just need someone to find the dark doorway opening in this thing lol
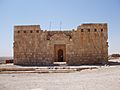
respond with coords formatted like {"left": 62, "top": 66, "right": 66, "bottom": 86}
{"left": 58, "top": 49, "right": 63, "bottom": 62}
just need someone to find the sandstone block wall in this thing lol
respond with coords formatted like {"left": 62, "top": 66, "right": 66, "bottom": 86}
{"left": 14, "top": 23, "right": 108, "bottom": 66}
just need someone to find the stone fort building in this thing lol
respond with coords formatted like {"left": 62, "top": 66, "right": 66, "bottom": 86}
{"left": 14, "top": 23, "right": 108, "bottom": 66}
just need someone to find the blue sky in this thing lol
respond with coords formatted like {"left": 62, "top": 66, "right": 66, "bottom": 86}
{"left": 0, "top": 0, "right": 120, "bottom": 56}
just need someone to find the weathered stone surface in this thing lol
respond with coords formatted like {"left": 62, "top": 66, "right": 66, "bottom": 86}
{"left": 13, "top": 23, "right": 108, "bottom": 66}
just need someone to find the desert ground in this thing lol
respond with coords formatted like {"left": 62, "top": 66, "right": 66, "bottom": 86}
{"left": 0, "top": 59, "right": 120, "bottom": 90}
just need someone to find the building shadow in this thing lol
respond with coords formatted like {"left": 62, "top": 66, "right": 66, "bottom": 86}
{"left": 108, "top": 60, "right": 120, "bottom": 66}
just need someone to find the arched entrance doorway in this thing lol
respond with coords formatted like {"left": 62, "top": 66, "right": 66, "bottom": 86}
{"left": 58, "top": 49, "right": 63, "bottom": 62}
{"left": 54, "top": 44, "right": 66, "bottom": 62}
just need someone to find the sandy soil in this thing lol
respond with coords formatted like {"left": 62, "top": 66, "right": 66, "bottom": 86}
{"left": 0, "top": 60, "right": 120, "bottom": 90}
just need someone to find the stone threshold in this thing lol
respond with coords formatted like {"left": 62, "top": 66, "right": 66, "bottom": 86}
{"left": 53, "top": 62, "right": 67, "bottom": 66}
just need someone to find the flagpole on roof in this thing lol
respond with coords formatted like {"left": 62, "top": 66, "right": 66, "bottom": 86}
{"left": 49, "top": 21, "right": 51, "bottom": 31}
{"left": 60, "top": 21, "right": 62, "bottom": 31}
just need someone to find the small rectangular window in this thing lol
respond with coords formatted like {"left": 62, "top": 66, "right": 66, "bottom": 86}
{"left": 81, "top": 29, "right": 83, "bottom": 32}
{"left": 36, "top": 30, "right": 39, "bottom": 33}
{"left": 88, "top": 29, "right": 90, "bottom": 32}
{"left": 24, "top": 31, "right": 26, "bottom": 33}
{"left": 94, "top": 29, "right": 97, "bottom": 32}
{"left": 101, "top": 29, "right": 103, "bottom": 32}
{"left": 17, "top": 31, "right": 20, "bottom": 33}
{"left": 30, "top": 30, "right": 33, "bottom": 33}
